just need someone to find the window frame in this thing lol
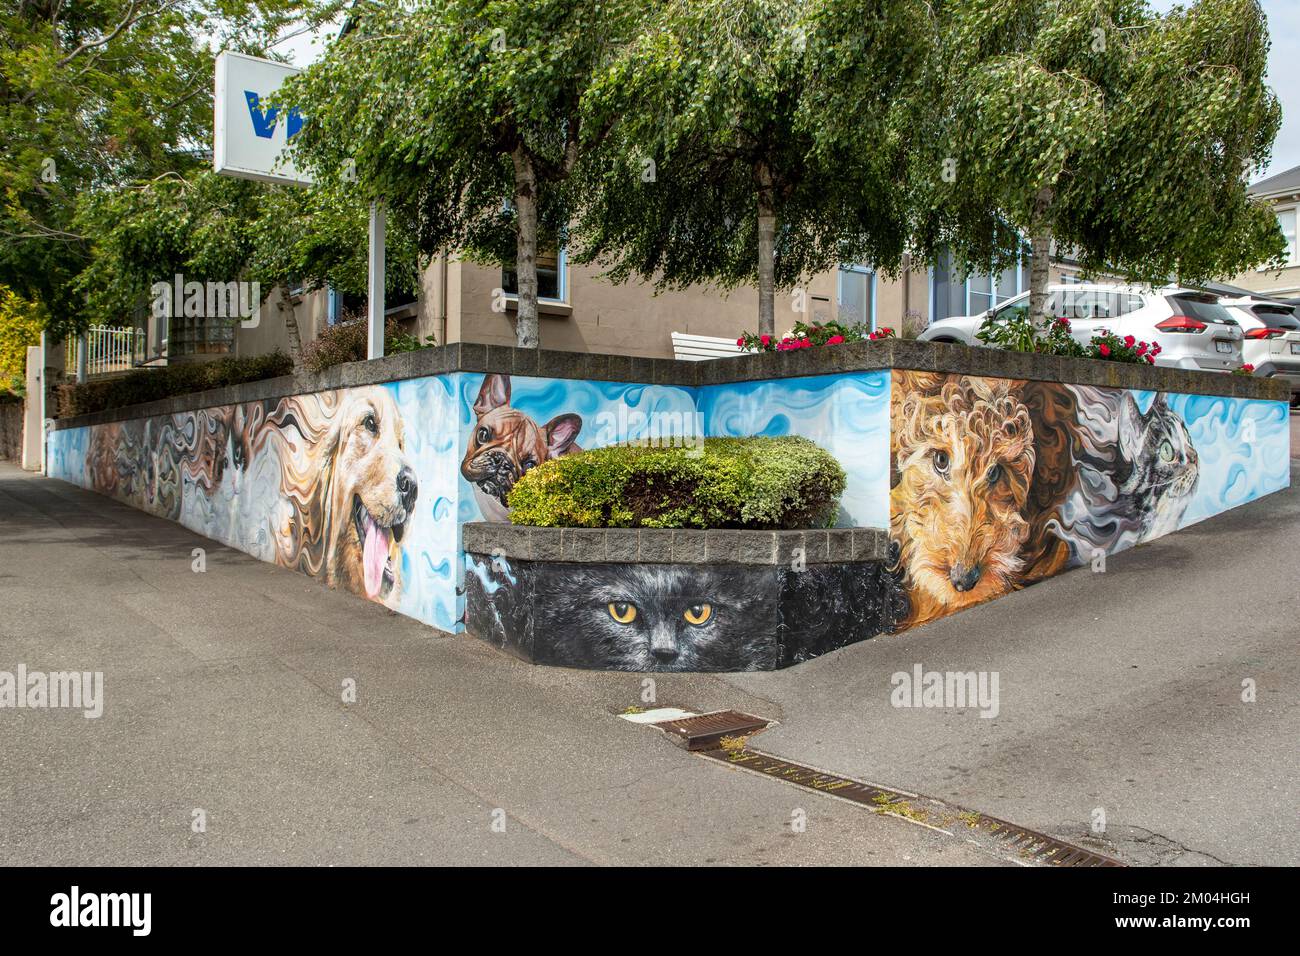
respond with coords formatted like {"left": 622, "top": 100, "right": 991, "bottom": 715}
{"left": 837, "top": 263, "right": 877, "bottom": 330}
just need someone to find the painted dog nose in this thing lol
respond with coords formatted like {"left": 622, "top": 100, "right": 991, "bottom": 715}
{"left": 949, "top": 563, "right": 982, "bottom": 592}
{"left": 396, "top": 467, "right": 418, "bottom": 512}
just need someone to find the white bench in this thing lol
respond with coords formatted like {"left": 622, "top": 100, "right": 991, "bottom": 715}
{"left": 670, "top": 331, "right": 745, "bottom": 361}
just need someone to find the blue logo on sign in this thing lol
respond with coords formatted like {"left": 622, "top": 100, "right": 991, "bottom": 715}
{"left": 244, "top": 91, "right": 303, "bottom": 140}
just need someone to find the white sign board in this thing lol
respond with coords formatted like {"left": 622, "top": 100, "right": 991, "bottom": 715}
{"left": 214, "top": 51, "right": 312, "bottom": 186}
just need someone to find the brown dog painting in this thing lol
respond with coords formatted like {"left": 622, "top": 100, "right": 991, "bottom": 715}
{"left": 891, "top": 371, "right": 1037, "bottom": 627}
{"left": 274, "top": 386, "right": 418, "bottom": 603}
{"left": 461, "top": 374, "right": 582, "bottom": 522}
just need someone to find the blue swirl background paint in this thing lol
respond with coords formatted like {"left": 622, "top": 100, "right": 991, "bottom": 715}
{"left": 699, "top": 371, "right": 891, "bottom": 528}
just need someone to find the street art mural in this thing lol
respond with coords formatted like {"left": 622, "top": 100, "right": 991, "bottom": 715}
{"left": 888, "top": 371, "right": 1289, "bottom": 627}
{"left": 463, "top": 553, "right": 906, "bottom": 671}
{"left": 47, "top": 362, "right": 1289, "bottom": 669}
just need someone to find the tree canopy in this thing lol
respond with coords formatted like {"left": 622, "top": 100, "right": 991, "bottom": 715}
{"left": 573, "top": 0, "right": 934, "bottom": 335}
{"left": 287, "top": 0, "right": 650, "bottom": 347}
{"left": 925, "top": 0, "right": 1284, "bottom": 323}
{"left": 0, "top": 0, "right": 342, "bottom": 338}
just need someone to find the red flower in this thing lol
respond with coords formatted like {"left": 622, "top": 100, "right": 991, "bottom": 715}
{"left": 1124, "top": 335, "right": 1136, "bottom": 347}
{"left": 868, "top": 332, "right": 877, "bottom": 340}
{"left": 1098, "top": 343, "right": 1111, "bottom": 357}
{"left": 826, "top": 335, "right": 845, "bottom": 345}
{"left": 760, "top": 334, "right": 771, "bottom": 347}
{"left": 1242, "top": 364, "right": 1255, "bottom": 373}
{"left": 736, "top": 337, "right": 745, "bottom": 347}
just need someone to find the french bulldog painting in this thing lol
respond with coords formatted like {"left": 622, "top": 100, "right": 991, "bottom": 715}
{"left": 461, "top": 374, "right": 582, "bottom": 521}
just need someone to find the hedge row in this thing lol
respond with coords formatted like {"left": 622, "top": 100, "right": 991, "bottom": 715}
{"left": 506, "top": 436, "right": 847, "bottom": 530}
{"left": 57, "top": 351, "right": 293, "bottom": 417}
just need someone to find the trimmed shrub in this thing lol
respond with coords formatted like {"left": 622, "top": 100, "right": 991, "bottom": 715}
{"left": 506, "top": 436, "right": 847, "bottom": 530}
{"left": 302, "top": 316, "right": 435, "bottom": 373}
{"left": 57, "top": 351, "right": 293, "bottom": 417}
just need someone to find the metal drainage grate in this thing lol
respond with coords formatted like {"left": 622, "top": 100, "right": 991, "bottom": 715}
{"left": 656, "top": 713, "right": 1122, "bottom": 868}
{"left": 653, "top": 710, "right": 771, "bottom": 751}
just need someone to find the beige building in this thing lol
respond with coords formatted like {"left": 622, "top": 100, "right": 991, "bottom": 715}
{"left": 1223, "top": 164, "right": 1300, "bottom": 300}
{"left": 216, "top": 248, "right": 1078, "bottom": 363}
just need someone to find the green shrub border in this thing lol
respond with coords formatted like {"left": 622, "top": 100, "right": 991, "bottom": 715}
{"left": 56, "top": 351, "right": 293, "bottom": 417}
{"left": 506, "top": 436, "right": 847, "bottom": 530}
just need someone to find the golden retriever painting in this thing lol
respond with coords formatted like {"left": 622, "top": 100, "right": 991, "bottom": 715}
{"left": 270, "top": 386, "right": 418, "bottom": 604}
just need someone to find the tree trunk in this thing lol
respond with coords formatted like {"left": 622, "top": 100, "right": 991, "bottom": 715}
{"left": 278, "top": 285, "right": 303, "bottom": 369}
{"left": 756, "top": 166, "right": 777, "bottom": 337}
{"left": 512, "top": 149, "right": 541, "bottom": 349}
{"left": 1029, "top": 187, "right": 1055, "bottom": 328}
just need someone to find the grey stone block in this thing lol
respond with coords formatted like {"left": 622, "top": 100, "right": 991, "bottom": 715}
{"left": 638, "top": 529, "right": 673, "bottom": 562}
{"left": 853, "top": 528, "right": 889, "bottom": 561}
{"left": 605, "top": 529, "right": 639, "bottom": 562}
{"left": 670, "top": 529, "right": 706, "bottom": 562}
{"left": 529, "top": 527, "right": 564, "bottom": 561}
{"left": 774, "top": 531, "right": 805, "bottom": 566}
{"left": 561, "top": 528, "right": 606, "bottom": 562}
{"left": 827, "top": 528, "right": 854, "bottom": 562}
{"left": 704, "top": 530, "right": 739, "bottom": 563}
{"left": 735, "top": 530, "right": 777, "bottom": 565}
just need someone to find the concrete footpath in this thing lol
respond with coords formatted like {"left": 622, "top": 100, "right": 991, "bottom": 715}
{"left": 1, "top": 422, "right": 1297, "bottom": 865}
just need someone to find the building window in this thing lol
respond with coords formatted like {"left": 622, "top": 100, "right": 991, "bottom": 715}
{"left": 838, "top": 264, "right": 875, "bottom": 329}
{"left": 502, "top": 246, "right": 566, "bottom": 301}
{"left": 966, "top": 263, "right": 1023, "bottom": 315}
{"left": 1277, "top": 208, "right": 1298, "bottom": 265}
{"left": 928, "top": 250, "right": 1027, "bottom": 323}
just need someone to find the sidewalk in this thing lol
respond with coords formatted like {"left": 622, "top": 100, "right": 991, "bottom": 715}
{"left": 0, "top": 461, "right": 990, "bottom": 866}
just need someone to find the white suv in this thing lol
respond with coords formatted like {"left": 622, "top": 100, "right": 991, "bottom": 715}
{"left": 1220, "top": 296, "right": 1300, "bottom": 405}
{"left": 918, "top": 282, "right": 1244, "bottom": 372}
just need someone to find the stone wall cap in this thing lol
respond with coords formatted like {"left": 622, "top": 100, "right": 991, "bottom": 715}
{"left": 462, "top": 522, "right": 891, "bottom": 565}
{"left": 50, "top": 337, "right": 1289, "bottom": 431}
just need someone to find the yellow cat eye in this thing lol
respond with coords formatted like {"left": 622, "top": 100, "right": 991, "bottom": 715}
{"left": 607, "top": 603, "right": 637, "bottom": 624}
{"left": 683, "top": 604, "right": 712, "bottom": 625}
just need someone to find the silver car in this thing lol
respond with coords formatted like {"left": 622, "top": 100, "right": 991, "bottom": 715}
{"left": 1221, "top": 296, "right": 1300, "bottom": 405}
{"left": 919, "top": 282, "right": 1244, "bottom": 372}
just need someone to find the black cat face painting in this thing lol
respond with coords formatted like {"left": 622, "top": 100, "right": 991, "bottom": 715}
{"left": 537, "top": 564, "right": 780, "bottom": 671}
{"left": 462, "top": 554, "right": 907, "bottom": 672}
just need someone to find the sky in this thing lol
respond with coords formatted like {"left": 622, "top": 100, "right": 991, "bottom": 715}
{"left": 270, "top": 1, "right": 1300, "bottom": 184}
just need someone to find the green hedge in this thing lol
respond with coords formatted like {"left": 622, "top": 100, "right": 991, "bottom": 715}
{"left": 506, "top": 436, "right": 847, "bottom": 530}
{"left": 56, "top": 351, "right": 293, "bottom": 417}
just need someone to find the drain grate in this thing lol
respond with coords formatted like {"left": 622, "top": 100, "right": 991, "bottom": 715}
{"left": 653, "top": 710, "right": 771, "bottom": 751}
{"left": 655, "top": 712, "right": 1123, "bottom": 868}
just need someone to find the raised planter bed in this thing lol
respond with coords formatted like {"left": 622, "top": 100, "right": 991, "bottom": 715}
{"left": 463, "top": 524, "right": 901, "bottom": 671}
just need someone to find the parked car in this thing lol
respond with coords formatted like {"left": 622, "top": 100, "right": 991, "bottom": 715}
{"left": 919, "top": 282, "right": 1244, "bottom": 372}
{"left": 1220, "top": 296, "right": 1300, "bottom": 406}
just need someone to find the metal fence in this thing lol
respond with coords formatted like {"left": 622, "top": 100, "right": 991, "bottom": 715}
{"left": 66, "top": 326, "right": 144, "bottom": 378}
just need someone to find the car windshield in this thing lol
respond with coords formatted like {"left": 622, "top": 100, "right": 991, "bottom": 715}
{"left": 1169, "top": 294, "right": 1237, "bottom": 325}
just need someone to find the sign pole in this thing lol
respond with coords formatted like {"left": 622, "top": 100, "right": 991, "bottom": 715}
{"left": 368, "top": 201, "right": 386, "bottom": 361}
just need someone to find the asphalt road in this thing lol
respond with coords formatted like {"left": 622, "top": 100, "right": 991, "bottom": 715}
{"left": 0, "top": 412, "right": 1295, "bottom": 866}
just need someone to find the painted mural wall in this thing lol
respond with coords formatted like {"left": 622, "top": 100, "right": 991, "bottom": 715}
{"left": 887, "top": 371, "right": 1291, "bottom": 627}
{"left": 46, "top": 364, "right": 1289, "bottom": 664}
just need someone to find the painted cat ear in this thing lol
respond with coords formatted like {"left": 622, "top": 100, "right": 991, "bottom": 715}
{"left": 473, "top": 374, "right": 511, "bottom": 417}
{"left": 1118, "top": 392, "right": 1142, "bottom": 461}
